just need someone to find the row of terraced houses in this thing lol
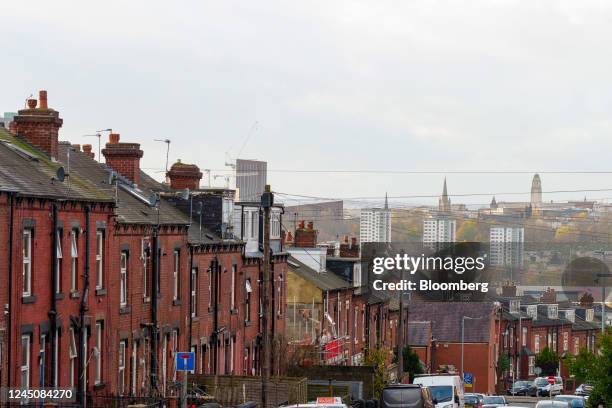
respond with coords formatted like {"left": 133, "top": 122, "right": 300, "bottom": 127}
{"left": 0, "top": 91, "right": 289, "bottom": 403}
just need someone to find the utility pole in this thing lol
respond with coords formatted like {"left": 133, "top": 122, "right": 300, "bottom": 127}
{"left": 261, "top": 185, "right": 273, "bottom": 408}
{"left": 397, "top": 261, "right": 404, "bottom": 381}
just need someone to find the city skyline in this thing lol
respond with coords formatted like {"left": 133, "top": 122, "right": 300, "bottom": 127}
{"left": 4, "top": 1, "right": 612, "bottom": 205}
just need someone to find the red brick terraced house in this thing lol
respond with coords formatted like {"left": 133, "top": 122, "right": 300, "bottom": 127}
{"left": 0, "top": 90, "right": 288, "bottom": 404}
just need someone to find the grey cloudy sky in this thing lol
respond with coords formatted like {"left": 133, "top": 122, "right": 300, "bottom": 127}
{"left": 2, "top": 0, "right": 612, "bottom": 207}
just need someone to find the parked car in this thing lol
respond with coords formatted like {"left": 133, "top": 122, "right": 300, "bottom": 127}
{"left": 574, "top": 383, "right": 593, "bottom": 397}
{"left": 534, "top": 401, "right": 570, "bottom": 408}
{"left": 464, "top": 393, "right": 484, "bottom": 408}
{"left": 534, "top": 377, "right": 563, "bottom": 397}
{"left": 481, "top": 396, "right": 507, "bottom": 408}
{"left": 553, "top": 396, "right": 586, "bottom": 408}
{"left": 413, "top": 375, "right": 464, "bottom": 408}
{"left": 381, "top": 384, "right": 436, "bottom": 408}
{"left": 507, "top": 380, "right": 537, "bottom": 396}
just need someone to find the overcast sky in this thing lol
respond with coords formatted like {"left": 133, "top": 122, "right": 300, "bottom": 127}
{"left": 3, "top": 0, "right": 612, "bottom": 207}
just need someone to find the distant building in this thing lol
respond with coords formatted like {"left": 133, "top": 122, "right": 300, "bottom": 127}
{"left": 423, "top": 179, "right": 456, "bottom": 247}
{"left": 235, "top": 159, "right": 267, "bottom": 202}
{"left": 439, "top": 177, "right": 451, "bottom": 212}
{"left": 284, "top": 201, "right": 349, "bottom": 242}
{"left": 531, "top": 174, "right": 542, "bottom": 209}
{"left": 489, "top": 226, "right": 524, "bottom": 268}
{"left": 423, "top": 217, "right": 456, "bottom": 245}
{"left": 359, "top": 194, "right": 391, "bottom": 243}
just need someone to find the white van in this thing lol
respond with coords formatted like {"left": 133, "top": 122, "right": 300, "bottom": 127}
{"left": 412, "top": 375, "right": 464, "bottom": 408}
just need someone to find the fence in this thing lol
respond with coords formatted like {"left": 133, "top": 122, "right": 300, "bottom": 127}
{"left": 190, "top": 374, "right": 308, "bottom": 408}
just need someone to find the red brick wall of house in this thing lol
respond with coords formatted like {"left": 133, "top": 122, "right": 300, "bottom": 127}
{"left": 434, "top": 342, "right": 495, "bottom": 394}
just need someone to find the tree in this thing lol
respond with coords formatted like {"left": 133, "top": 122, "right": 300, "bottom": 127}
{"left": 566, "top": 347, "right": 596, "bottom": 384}
{"left": 535, "top": 347, "right": 560, "bottom": 376}
{"left": 365, "top": 348, "right": 392, "bottom": 399}
{"left": 568, "top": 331, "right": 612, "bottom": 408}
{"left": 394, "top": 345, "right": 424, "bottom": 382}
{"left": 456, "top": 220, "right": 482, "bottom": 242}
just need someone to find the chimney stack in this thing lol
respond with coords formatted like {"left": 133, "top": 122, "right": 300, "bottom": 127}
{"left": 501, "top": 281, "right": 517, "bottom": 297}
{"left": 294, "top": 221, "right": 318, "bottom": 248}
{"left": 101, "top": 133, "right": 144, "bottom": 185}
{"left": 13, "top": 90, "right": 63, "bottom": 158}
{"left": 82, "top": 144, "right": 95, "bottom": 159}
{"left": 167, "top": 159, "right": 203, "bottom": 190}
{"left": 39, "top": 90, "right": 48, "bottom": 109}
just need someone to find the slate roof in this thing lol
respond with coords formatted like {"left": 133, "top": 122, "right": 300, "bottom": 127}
{"left": 56, "top": 142, "right": 189, "bottom": 226}
{"left": 0, "top": 129, "right": 114, "bottom": 202}
{"left": 287, "top": 256, "right": 350, "bottom": 291}
{"left": 408, "top": 302, "right": 497, "bottom": 343}
{"left": 408, "top": 321, "right": 432, "bottom": 346}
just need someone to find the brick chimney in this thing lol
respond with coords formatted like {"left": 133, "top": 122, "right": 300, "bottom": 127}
{"left": 102, "top": 133, "right": 144, "bottom": 185}
{"left": 167, "top": 159, "right": 203, "bottom": 190}
{"left": 339, "top": 236, "right": 359, "bottom": 258}
{"left": 82, "top": 144, "right": 95, "bottom": 160}
{"left": 501, "top": 281, "right": 517, "bottom": 297}
{"left": 540, "top": 287, "right": 556, "bottom": 303}
{"left": 294, "top": 220, "right": 318, "bottom": 248}
{"left": 13, "top": 90, "right": 63, "bottom": 158}
{"left": 579, "top": 292, "right": 594, "bottom": 308}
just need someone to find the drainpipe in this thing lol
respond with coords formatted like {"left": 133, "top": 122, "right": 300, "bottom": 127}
{"left": 77, "top": 205, "right": 90, "bottom": 406}
{"left": 6, "top": 192, "right": 15, "bottom": 391}
{"left": 188, "top": 246, "right": 194, "bottom": 355}
{"left": 212, "top": 257, "right": 219, "bottom": 374}
{"left": 151, "top": 225, "right": 159, "bottom": 391}
{"left": 50, "top": 203, "right": 58, "bottom": 389}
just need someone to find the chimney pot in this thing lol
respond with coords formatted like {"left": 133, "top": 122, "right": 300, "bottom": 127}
{"left": 109, "top": 133, "right": 120, "bottom": 144}
{"left": 72, "top": 144, "right": 81, "bottom": 151}
{"left": 39, "top": 90, "right": 48, "bottom": 109}
{"left": 298, "top": 220, "right": 305, "bottom": 229}
{"left": 27, "top": 99, "right": 37, "bottom": 109}
{"left": 307, "top": 221, "right": 314, "bottom": 230}
{"left": 82, "top": 144, "right": 92, "bottom": 153}
{"left": 351, "top": 237, "right": 357, "bottom": 246}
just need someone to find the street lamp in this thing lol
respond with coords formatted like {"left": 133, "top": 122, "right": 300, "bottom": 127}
{"left": 461, "top": 316, "right": 485, "bottom": 377}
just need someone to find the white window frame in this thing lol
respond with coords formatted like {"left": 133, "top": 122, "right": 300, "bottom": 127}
{"left": 191, "top": 267, "right": 197, "bottom": 317}
{"left": 574, "top": 337, "right": 580, "bottom": 355}
{"left": 69, "top": 328, "right": 77, "bottom": 388}
{"left": 142, "top": 238, "right": 149, "bottom": 298}
{"left": 120, "top": 252, "right": 128, "bottom": 307}
{"left": 131, "top": 340, "right": 137, "bottom": 395}
{"left": 95, "top": 322, "right": 102, "bottom": 385}
{"left": 96, "top": 231, "right": 104, "bottom": 289}
{"left": 118, "top": 340, "right": 126, "bottom": 395}
{"left": 71, "top": 229, "right": 78, "bottom": 291}
{"left": 563, "top": 331, "right": 569, "bottom": 352}
{"left": 245, "top": 278, "right": 252, "bottom": 322}
{"left": 22, "top": 229, "right": 32, "bottom": 297}
{"left": 534, "top": 334, "right": 540, "bottom": 353}
{"left": 55, "top": 229, "right": 62, "bottom": 293}
{"left": 528, "top": 356, "right": 535, "bottom": 375}
{"left": 522, "top": 326, "right": 527, "bottom": 347}
{"left": 21, "top": 335, "right": 30, "bottom": 389}
{"left": 277, "top": 273, "right": 283, "bottom": 317}
{"left": 230, "top": 265, "right": 236, "bottom": 310}
{"left": 173, "top": 250, "right": 180, "bottom": 301}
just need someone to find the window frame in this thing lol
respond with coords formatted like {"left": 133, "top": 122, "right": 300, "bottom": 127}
{"left": 22, "top": 229, "right": 33, "bottom": 297}
{"left": 96, "top": 230, "right": 104, "bottom": 289}
{"left": 70, "top": 229, "right": 78, "bottom": 292}
{"left": 95, "top": 322, "right": 102, "bottom": 385}
{"left": 55, "top": 229, "right": 63, "bottom": 294}
{"left": 118, "top": 340, "right": 126, "bottom": 395}
{"left": 20, "top": 335, "right": 31, "bottom": 389}
{"left": 120, "top": 251, "right": 128, "bottom": 307}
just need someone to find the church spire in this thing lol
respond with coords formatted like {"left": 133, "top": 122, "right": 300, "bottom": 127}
{"left": 439, "top": 177, "right": 451, "bottom": 212}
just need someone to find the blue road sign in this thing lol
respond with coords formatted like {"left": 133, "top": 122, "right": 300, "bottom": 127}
{"left": 463, "top": 372, "right": 473, "bottom": 385}
{"left": 176, "top": 351, "right": 195, "bottom": 371}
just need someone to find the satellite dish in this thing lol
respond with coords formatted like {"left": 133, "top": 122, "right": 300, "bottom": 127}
{"left": 180, "top": 188, "right": 190, "bottom": 200}
{"left": 56, "top": 167, "right": 65, "bottom": 182}
{"left": 108, "top": 171, "right": 117, "bottom": 185}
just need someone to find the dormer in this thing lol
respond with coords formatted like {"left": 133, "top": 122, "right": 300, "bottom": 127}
{"left": 547, "top": 304, "right": 558, "bottom": 319}
{"left": 586, "top": 308, "right": 594, "bottom": 322}
{"left": 563, "top": 309, "right": 575, "bottom": 323}
{"left": 527, "top": 305, "right": 537, "bottom": 320}
{"left": 509, "top": 299, "right": 520, "bottom": 315}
